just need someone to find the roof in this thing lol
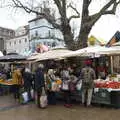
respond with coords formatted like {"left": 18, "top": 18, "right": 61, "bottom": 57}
{"left": 112, "top": 41, "right": 120, "bottom": 46}
{"left": 106, "top": 31, "right": 120, "bottom": 47}
{"left": 0, "top": 26, "right": 14, "bottom": 31}
{"left": 28, "top": 16, "right": 44, "bottom": 23}
{"left": 0, "top": 54, "right": 27, "bottom": 62}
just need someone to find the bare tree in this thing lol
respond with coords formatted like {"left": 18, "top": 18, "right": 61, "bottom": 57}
{"left": 2, "top": 0, "right": 120, "bottom": 50}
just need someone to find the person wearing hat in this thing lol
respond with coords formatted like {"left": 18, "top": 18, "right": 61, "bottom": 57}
{"left": 80, "top": 59, "right": 96, "bottom": 107}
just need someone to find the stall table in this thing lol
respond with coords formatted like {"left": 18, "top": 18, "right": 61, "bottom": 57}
{"left": 0, "top": 80, "right": 15, "bottom": 95}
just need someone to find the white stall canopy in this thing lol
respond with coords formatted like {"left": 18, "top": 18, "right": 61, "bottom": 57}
{"left": 28, "top": 49, "right": 72, "bottom": 61}
{"left": 61, "top": 46, "right": 120, "bottom": 58}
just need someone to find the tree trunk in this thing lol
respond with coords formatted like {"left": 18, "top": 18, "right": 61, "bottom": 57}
{"left": 77, "top": 27, "right": 90, "bottom": 48}
{"left": 62, "top": 23, "right": 76, "bottom": 50}
{"left": 77, "top": 0, "right": 91, "bottom": 49}
{"left": 77, "top": 17, "right": 92, "bottom": 49}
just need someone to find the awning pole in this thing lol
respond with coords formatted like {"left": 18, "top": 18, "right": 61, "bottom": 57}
{"left": 110, "top": 56, "right": 113, "bottom": 74}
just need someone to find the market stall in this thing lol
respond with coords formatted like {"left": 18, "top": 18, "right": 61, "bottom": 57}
{"left": 28, "top": 49, "right": 72, "bottom": 61}
{"left": 0, "top": 53, "right": 27, "bottom": 95}
{"left": 0, "top": 54, "right": 27, "bottom": 62}
{"left": 92, "top": 78, "right": 120, "bottom": 108}
{"left": 53, "top": 46, "right": 120, "bottom": 108}
{"left": 0, "top": 79, "right": 15, "bottom": 95}
{"left": 26, "top": 46, "right": 120, "bottom": 108}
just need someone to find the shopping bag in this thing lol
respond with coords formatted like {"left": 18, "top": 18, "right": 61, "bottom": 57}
{"left": 30, "top": 89, "right": 34, "bottom": 99}
{"left": 40, "top": 87, "right": 48, "bottom": 108}
{"left": 76, "top": 80, "right": 82, "bottom": 90}
{"left": 21, "top": 92, "right": 29, "bottom": 103}
{"left": 61, "top": 81, "right": 69, "bottom": 90}
{"left": 51, "top": 82, "right": 59, "bottom": 92}
{"left": 34, "top": 92, "right": 38, "bottom": 105}
{"left": 69, "top": 82, "right": 76, "bottom": 92}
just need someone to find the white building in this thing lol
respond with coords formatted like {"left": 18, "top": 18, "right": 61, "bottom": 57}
{"left": 6, "top": 16, "right": 65, "bottom": 55}
{"left": 0, "top": 27, "right": 15, "bottom": 52}
{"left": 6, "top": 25, "right": 29, "bottom": 54}
{"left": 29, "top": 16, "right": 64, "bottom": 52}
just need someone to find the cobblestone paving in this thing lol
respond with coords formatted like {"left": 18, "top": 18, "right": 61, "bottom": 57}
{"left": 0, "top": 95, "right": 120, "bottom": 120}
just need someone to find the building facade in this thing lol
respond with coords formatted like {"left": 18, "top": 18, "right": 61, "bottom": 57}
{"left": 6, "top": 25, "right": 29, "bottom": 54}
{"left": 29, "top": 16, "right": 64, "bottom": 52}
{"left": 0, "top": 27, "right": 15, "bottom": 52}
{"left": 6, "top": 16, "right": 65, "bottom": 55}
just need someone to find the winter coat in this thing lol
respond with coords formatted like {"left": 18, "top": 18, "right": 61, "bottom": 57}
{"left": 34, "top": 68, "right": 45, "bottom": 91}
{"left": 80, "top": 66, "right": 96, "bottom": 89}
{"left": 22, "top": 71, "right": 33, "bottom": 89}
{"left": 12, "top": 69, "right": 23, "bottom": 85}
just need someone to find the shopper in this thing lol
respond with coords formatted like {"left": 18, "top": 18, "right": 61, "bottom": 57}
{"left": 34, "top": 64, "right": 45, "bottom": 108}
{"left": 47, "top": 69, "right": 57, "bottom": 105}
{"left": 80, "top": 60, "right": 96, "bottom": 107}
{"left": 12, "top": 67, "right": 23, "bottom": 101}
{"left": 61, "top": 66, "right": 72, "bottom": 108}
{"left": 22, "top": 67, "right": 33, "bottom": 102}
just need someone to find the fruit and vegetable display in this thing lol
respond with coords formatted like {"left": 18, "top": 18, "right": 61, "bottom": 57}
{"left": 0, "top": 79, "right": 14, "bottom": 85}
{"left": 94, "top": 80, "right": 120, "bottom": 89}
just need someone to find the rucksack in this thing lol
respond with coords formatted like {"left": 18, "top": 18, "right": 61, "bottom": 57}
{"left": 84, "top": 68, "right": 91, "bottom": 83}
{"left": 82, "top": 68, "right": 93, "bottom": 88}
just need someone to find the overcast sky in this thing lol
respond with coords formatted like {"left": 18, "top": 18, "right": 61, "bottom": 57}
{"left": 0, "top": 0, "right": 120, "bottom": 42}
{"left": 0, "top": 7, "right": 35, "bottom": 29}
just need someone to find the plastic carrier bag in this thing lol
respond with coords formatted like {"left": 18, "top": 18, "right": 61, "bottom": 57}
{"left": 40, "top": 87, "right": 48, "bottom": 108}
{"left": 76, "top": 80, "right": 82, "bottom": 90}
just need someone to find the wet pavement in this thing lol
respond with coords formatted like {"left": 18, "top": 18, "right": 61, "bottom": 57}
{"left": 0, "top": 95, "right": 120, "bottom": 120}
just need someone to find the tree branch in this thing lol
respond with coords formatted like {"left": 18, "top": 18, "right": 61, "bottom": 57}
{"left": 89, "top": 0, "right": 120, "bottom": 26}
{"left": 88, "top": 0, "right": 92, "bottom": 5}
{"left": 68, "top": 3, "right": 80, "bottom": 16}
{"left": 53, "top": 0, "right": 63, "bottom": 16}
{"left": 100, "top": 0, "right": 119, "bottom": 15}
{"left": 11, "top": 0, "right": 61, "bottom": 30}
{"left": 103, "top": 0, "right": 120, "bottom": 15}
{"left": 68, "top": 3, "right": 80, "bottom": 22}
{"left": 68, "top": 15, "right": 80, "bottom": 22}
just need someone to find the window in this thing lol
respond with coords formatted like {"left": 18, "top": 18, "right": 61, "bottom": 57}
{"left": 47, "top": 42, "right": 51, "bottom": 46}
{"left": 14, "top": 41, "right": 16, "bottom": 45}
{"left": 19, "top": 40, "right": 21, "bottom": 44}
{"left": 25, "top": 38, "right": 27, "bottom": 42}
{"left": 10, "top": 42, "right": 11, "bottom": 46}
{"left": 44, "top": 42, "right": 46, "bottom": 45}
{"left": 48, "top": 30, "right": 51, "bottom": 37}
{"left": 35, "top": 20, "right": 39, "bottom": 26}
{"left": 10, "top": 31, "right": 14, "bottom": 36}
{"left": 31, "top": 35, "right": 34, "bottom": 39}
{"left": 35, "top": 31, "right": 38, "bottom": 37}
{"left": 52, "top": 42, "right": 56, "bottom": 47}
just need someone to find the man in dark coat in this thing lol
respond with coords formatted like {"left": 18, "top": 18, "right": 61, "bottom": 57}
{"left": 34, "top": 64, "right": 45, "bottom": 108}
{"left": 22, "top": 68, "right": 33, "bottom": 102}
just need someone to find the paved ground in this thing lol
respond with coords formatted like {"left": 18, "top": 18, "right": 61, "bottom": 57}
{"left": 0, "top": 95, "right": 120, "bottom": 120}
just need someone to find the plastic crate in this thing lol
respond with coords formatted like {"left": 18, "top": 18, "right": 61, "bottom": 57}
{"left": 111, "top": 91, "right": 120, "bottom": 108}
{"left": 92, "top": 89, "right": 111, "bottom": 105}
